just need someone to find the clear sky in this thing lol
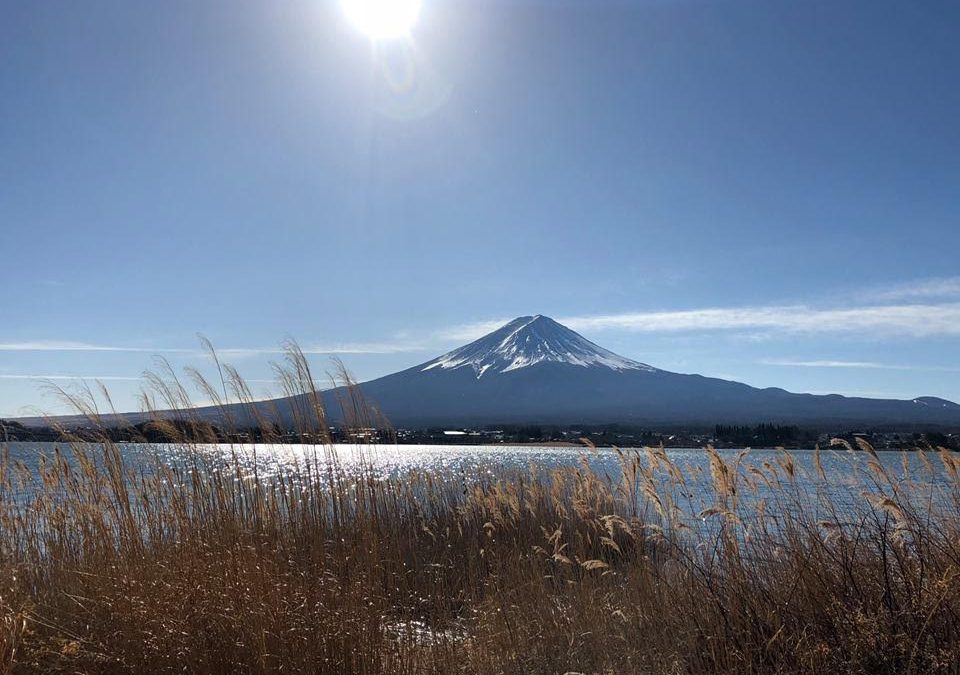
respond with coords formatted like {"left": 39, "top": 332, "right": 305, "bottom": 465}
{"left": 2, "top": 0, "right": 960, "bottom": 417}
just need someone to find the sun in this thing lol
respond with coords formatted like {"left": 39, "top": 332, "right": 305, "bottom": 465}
{"left": 341, "top": 0, "right": 421, "bottom": 39}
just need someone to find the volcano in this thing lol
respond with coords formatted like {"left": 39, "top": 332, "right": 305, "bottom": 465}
{"left": 15, "top": 315, "right": 960, "bottom": 430}
{"left": 309, "top": 315, "right": 960, "bottom": 428}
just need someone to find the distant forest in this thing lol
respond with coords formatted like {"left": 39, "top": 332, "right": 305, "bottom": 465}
{"left": 2, "top": 417, "right": 958, "bottom": 450}
{"left": 713, "top": 423, "right": 817, "bottom": 447}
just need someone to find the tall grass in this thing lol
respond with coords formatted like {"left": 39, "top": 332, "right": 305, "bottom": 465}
{"left": 1, "top": 345, "right": 959, "bottom": 673}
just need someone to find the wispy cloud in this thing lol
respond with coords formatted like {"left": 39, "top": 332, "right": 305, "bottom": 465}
{"left": 214, "top": 343, "right": 428, "bottom": 358}
{"left": 432, "top": 301, "right": 960, "bottom": 350}
{"left": 865, "top": 276, "right": 960, "bottom": 302}
{"left": 300, "top": 342, "right": 427, "bottom": 355}
{"left": 436, "top": 319, "right": 514, "bottom": 343}
{"left": 760, "top": 359, "right": 900, "bottom": 369}
{"left": 560, "top": 303, "right": 960, "bottom": 338}
{"left": 8, "top": 298, "right": 960, "bottom": 366}
{"left": 760, "top": 359, "right": 960, "bottom": 372}
{"left": 0, "top": 341, "right": 427, "bottom": 357}
{"left": 0, "top": 374, "right": 297, "bottom": 388}
{"left": 0, "top": 341, "right": 191, "bottom": 353}
{"left": 0, "top": 374, "right": 143, "bottom": 381}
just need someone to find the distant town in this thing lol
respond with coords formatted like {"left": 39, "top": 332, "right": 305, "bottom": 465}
{"left": 2, "top": 417, "right": 957, "bottom": 451}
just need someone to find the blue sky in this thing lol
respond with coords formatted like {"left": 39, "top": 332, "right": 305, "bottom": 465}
{"left": 2, "top": 0, "right": 960, "bottom": 417}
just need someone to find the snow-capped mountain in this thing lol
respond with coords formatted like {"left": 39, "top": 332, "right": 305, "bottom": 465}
{"left": 420, "top": 315, "right": 654, "bottom": 378}
{"left": 303, "top": 316, "right": 960, "bottom": 427}
{"left": 18, "top": 315, "right": 960, "bottom": 430}
{"left": 320, "top": 316, "right": 960, "bottom": 427}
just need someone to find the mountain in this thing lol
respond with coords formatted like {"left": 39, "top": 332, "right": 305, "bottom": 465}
{"left": 14, "top": 315, "right": 960, "bottom": 429}
{"left": 420, "top": 315, "right": 653, "bottom": 377}
{"left": 326, "top": 315, "right": 960, "bottom": 427}
{"left": 912, "top": 397, "right": 960, "bottom": 411}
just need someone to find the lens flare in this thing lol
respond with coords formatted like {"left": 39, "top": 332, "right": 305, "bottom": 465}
{"left": 341, "top": 0, "right": 421, "bottom": 39}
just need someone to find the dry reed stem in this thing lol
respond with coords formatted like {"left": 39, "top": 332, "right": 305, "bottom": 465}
{"left": 0, "top": 342, "right": 958, "bottom": 673}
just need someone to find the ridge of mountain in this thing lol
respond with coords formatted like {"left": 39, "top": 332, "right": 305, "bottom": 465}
{"left": 12, "top": 315, "right": 960, "bottom": 430}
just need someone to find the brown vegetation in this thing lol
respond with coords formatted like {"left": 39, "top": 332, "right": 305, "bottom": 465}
{"left": 1, "top": 346, "right": 959, "bottom": 674}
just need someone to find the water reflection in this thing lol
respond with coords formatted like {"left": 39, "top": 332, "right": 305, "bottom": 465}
{"left": 3, "top": 441, "right": 952, "bottom": 511}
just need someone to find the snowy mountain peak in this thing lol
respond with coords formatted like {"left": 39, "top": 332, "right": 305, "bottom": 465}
{"left": 421, "top": 315, "right": 656, "bottom": 378}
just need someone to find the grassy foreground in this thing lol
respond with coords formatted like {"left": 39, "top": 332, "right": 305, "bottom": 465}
{"left": 1, "top": 349, "right": 960, "bottom": 673}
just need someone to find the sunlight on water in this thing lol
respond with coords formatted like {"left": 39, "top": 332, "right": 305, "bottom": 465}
{"left": 2, "top": 441, "right": 956, "bottom": 544}
{"left": 3, "top": 441, "right": 950, "bottom": 502}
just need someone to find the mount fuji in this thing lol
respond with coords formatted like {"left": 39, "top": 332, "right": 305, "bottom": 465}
{"left": 16, "top": 315, "right": 960, "bottom": 430}
{"left": 308, "top": 315, "right": 960, "bottom": 428}
{"left": 421, "top": 315, "right": 653, "bottom": 377}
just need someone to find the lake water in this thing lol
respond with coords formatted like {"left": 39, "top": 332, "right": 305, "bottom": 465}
{"left": 3, "top": 441, "right": 954, "bottom": 518}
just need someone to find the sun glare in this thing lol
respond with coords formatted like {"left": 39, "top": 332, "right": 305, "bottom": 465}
{"left": 341, "top": 0, "right": 421, "bottom": 39}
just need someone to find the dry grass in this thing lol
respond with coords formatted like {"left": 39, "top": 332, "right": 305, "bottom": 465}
{"left": 2, "top": 345, "right": 960, "bottom": 674}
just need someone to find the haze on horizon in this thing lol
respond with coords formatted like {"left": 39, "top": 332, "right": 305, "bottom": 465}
{"left": 2, "top": 0, "right": 960, "bottom": 417}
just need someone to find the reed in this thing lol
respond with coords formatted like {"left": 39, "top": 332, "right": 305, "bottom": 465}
{"left": 1, "top": 344, "right": 959, "bottom": 674}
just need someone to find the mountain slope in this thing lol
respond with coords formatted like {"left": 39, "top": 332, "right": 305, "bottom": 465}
{"left": 420, "top": 315, "right": 654, "bottom": 377}
{"left": 312, "top": 315, "right": 960, "bottom": 427}
{"left": 14, "top": 315, "right": 960, "bottom": 429}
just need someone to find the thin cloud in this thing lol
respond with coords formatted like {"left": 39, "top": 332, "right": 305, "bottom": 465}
{"left": 0, "top": 341, "right": 426, "bottom": 357}
{"left": 761, "top": 359, "right": 897, "bottom": 369}
{"left": 0, "top": 374, "right": 295, "bottom": 387}
{"left": 435, "top": 302, "right": 960, "bottom": 348}
{"left": 866, "top": 276, "right": 960, "bottom": 302}
{"left": 760, "top": 359, "right": 960, "bottom": 372}
{"left": 0, "top": 341, "right": 191, "bottom": 353}
{"left": 560, "top": 303, "right": 960, "bottom": 338}
{"left": 0, "top": 374, "right": 143, "bottom": 381}
{"left": 300, "top": 342, "right": 427, "bottom": 355}
{"left": 9, "top": 299, "right": 960, "bottom": 363}
{"left": 210, "top": 343, "right": 428, "bottom": 358}
{"left": 436, "top": 318, "right": 515, "bottom": 343}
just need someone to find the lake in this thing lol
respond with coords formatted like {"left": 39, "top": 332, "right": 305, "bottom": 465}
{"left": 2, "top": 441, "right": 953, "bottom": 518}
